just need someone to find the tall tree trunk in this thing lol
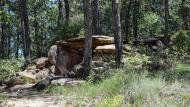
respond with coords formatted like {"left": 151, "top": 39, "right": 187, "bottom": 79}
{"left": 15, "top": 34, "right": 19, "bottom": 58}
{"left": 132, "top": 0, "right": 139, "bottom": 40}
{"left": 57, "top": 0, "right": 63, "bottom": 27}
{"left": 0, "top": 1, "right": 5, "bottom": 58}
{"left": 112, "top": 0, "right": 122, "bottom": 68}
{"left": 34, "top": 6, "right": 41, "bottom": 57}
{"left": 57, "top": 0, "right": 70, "bottom": 27}
{"left": 19, "top": 0, "right": 31, "bottom": 59}
{"left": 64, "top": 0, "right": 69, "bottom": 21}
{"left": 125, "top": 0, "right": 132, "bottom": 43}
{"left": 0, "top": 23, "right": 5, "bottom": 58}
{"left": 83, "top": 0, "right": 93, "bottom": 78}
{"left": 92, "top": 0, "right": 101, "bottom": 35}
{"left": 7, "top": 35, "right": 11, "bottom": 59}
{"left": 181, "top": 0, "right": 188, "bottom": 30}
{"left": 164, "top": 0, "right": 169, "bottom": 38}
{"left": 15, "top": 0, "right": 20, "bottom": 58}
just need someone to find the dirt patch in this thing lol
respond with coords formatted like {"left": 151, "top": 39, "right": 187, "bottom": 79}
{"left": 0, "top": 89, "right": 97, "bottom": 107}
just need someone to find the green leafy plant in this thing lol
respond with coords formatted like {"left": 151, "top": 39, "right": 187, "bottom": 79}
{"left": 0, "top": 59, "right": 23, "bottom": 84}
{"left": 98, "top": 95, "right": 124, "bottom": 107}
{"left": 171, "top": 30, "right": 190, "bottom": 57}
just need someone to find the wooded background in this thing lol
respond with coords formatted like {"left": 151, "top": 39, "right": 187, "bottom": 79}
{"left": 0, "top": 0, "right": 189, "bottom": 59}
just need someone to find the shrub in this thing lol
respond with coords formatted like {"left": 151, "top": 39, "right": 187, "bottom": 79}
{"left": 57, "top": 19, "right": 84, "bottom": 40}
{"left": 0, "top": 59, "right": 23, "bottom": 84}
{"left": 123, "top": 54, "right": 150, "bottom": 69}
{"left": 162, "top": 63, "right": 190, "bottom": 82}
{"left": 170, "top": 30, "right": 190, "bottom": 56}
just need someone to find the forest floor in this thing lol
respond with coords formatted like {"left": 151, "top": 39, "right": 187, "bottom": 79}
{"left": 0, "top": 90, "right": 101, "bottom": 107}
{"left": 0, "top": 94, "right": 97, "bottom": 107}
{"left": 1, "top": 62, "right": 190, "bottom": 107}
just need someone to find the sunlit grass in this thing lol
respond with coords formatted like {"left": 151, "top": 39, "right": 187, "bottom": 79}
{"left": 47, "top": 62, "right": 190, "bottom": 106}
{"left": 47, "top": 68, "right": 135, "bottom": 97}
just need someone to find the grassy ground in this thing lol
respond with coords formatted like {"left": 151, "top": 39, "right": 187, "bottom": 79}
{"left": 1, "top": 57, "right": 190, "bottom": 106}
{"left": 47, "top": 62, "right": 190, "bottom": 107}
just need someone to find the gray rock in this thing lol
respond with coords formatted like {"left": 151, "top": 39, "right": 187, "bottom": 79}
{"left": 32, "top": 79, "right": 49, "bottom": 91}
{"left": 49, "top": 65, "right": 55, "bottom": 74}
{"left": 34, "top": 57, "right": 49, "bottom": 70}
{"left": 5, "top": 77, "right": 24, "bottom": 89}
{"left": 48, "top": 45, "right": 57, "bottom": 65}
{"left": 51, "top": 78, "right": 73, "bottom": 86}
{"left": 16, "top": 72, "right": 36, "bottom": 83}
{"left": 7, "top": 84, "right": 33, "bottom": 92}
{"left": 36, "top": 69, "right": 50, "bottom": 80}
{"left": 51, "top": 78, "right": 85, "bottom": 86}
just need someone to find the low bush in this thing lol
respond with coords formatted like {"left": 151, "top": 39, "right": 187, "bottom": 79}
{"left": 0, "top": 59, "right": 23, "bottom": 84}
{"left": 170, "top": 30, "right": 190, "bottom": 57}
{"left": 162, "top": 63, "right": 190, "bottom": 82}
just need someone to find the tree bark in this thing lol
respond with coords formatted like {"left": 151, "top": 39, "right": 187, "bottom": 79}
{"left": 92, "top": 0, "right": 101, "bottom": 35}
{"left": 15, "top": 33, "right": 19, "bottom": 58}
{"left": 19, "top": 0, "right": 31, "bottom": 59}
{"left": 164, "top": 0, "right": 169, "bottom": 38}
{"left": 7, "top": 35, "right": 11, "bottom": 58}
{"left": 64, "top": 0, "right": 69, "bottom": 21}
{"left": 83, "top": 0, "right": 93, "bottom": 78}
{"left": 112, "top": 0, "right": 122, "bottom": 68}
{"left": 0, "top": 23, "right": 5, "bottom": 58}
{"left": 0, "top": 2, "right": 5, "bottom": 58}
{"left": 181, "top": 0, "right": 188, "bottom": 30}
{"left": 125, "top": 0, "right": 132, "bottom": 43}
{"left": 132, "top": 0, "right": 139, "bottom": 40}
{"left": 34, "top": 5, "right": 41, "bottom": 57}
{"left": 58, "top": 0, "right": 63, "bottom": 27}
{"left": 58, "top": 0, "right": 70, "bottom": 27}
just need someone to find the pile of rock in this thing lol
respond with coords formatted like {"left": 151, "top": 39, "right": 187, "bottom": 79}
{"left": 5, "top": 57, "right": 55, "bottom": 89}
{"left": 5, "top": 35, "right": 132, "bottom": 90}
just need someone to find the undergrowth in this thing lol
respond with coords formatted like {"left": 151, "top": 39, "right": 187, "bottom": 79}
{"left": 0, "top": 59, "right": 24, "bottom": 84}
{"left": 47, "top": 59, "right": 190, "bottom": 107}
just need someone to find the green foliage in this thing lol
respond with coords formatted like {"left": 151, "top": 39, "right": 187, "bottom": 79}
{"left": 47, "top": 69, "right": 129, "bottom": 97}
{"left": 98, "top": 95, "right": 124, "bottom": 107}
{"left": 162, "top": 63, "right": 190, "bottom": 82}
{"left": 171, "top": 30, "right": 190, "bottom": 56}
{"left": 140, "top": 12, "right": 162, "bottom": 37}
{"left": 0, "top": 59, "right": 23, "bottom": 83}
{"left": 123, "top": 54, "right": 150, "bottom": 69}
{"left": 171, "top": 30, "right": 189, "bottom": 45}
{"left": 182, "top": 93, "right": 190, "bottom": 101}
{"left": 57, "top": 19, "right": 84, "bottom": 40}
{"left": 0, "top": 94, "right": 8, "bottom": 101}
{"left": 47, "top": 62, "right": 190, "bottom": 106}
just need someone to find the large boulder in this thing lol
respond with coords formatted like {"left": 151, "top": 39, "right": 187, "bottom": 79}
{"left": 95, "top": 44, "right": 130, "bottom": 54}
{"left": 54, "top": 36, "right": 115, "bottom": 76}
{"left": 16, "top": 72, "right": 36, "bottom": 83}
{"left": 55, "top": 45, "right": 83, "bottom": 75}
{"left": 36, "top": 69, "right": 51, "bottom": 80}
{"left": 48, "top": 45, "right": 57, "bottom": 65}
{"left": 57, "top": 35, "right": 115, "bottom": 49}
{"left": 50, "top": 36, "right": 132, "bottom": 77}
{"left": 71, "top": 63, "right": 84, "bottom": 78}
{"left": 34, "top": 57, "right": 49, "bottom": 70}
{"left": 25, "top": 64, "right": 36, "bottom": 70}
{"left": 5, "top": 77, "right": 25, "bottom": 89}
{"left": 6, "top": 84, "right": 33, "bottom": 92}
{"left": 32, "top": 79, "right": 49, "bottom": 90}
